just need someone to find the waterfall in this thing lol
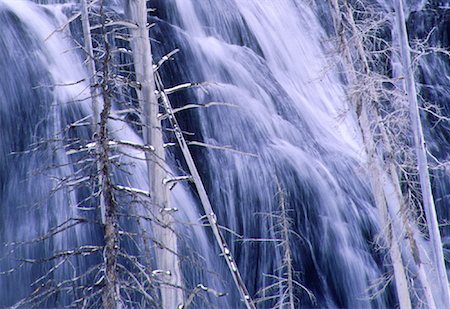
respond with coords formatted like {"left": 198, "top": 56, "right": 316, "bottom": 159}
{"left": 0, "top": 0, "right": 448, "bottom": 308}
{"left": 152, "top": 1, "right": 390, "bottom": 307}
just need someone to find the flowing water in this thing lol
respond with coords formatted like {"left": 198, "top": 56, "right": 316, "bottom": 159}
{"left": 0, "top": 0, "right": 448, "bottom": 308}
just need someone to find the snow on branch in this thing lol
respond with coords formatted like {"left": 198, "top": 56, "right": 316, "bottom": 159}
{"left": 115, "top": 185, "right": 151, "bottom": 197}
{"left": 179, "top": 284, "right": 226, "bottom": 309}
{"left": 187, "top": 141, "right": 258, "bottom": 157}
{"left": 155, "top": 71, "right": 256, "bottom": 308}
{"left": 154, "top": 49, "right": 180, "bottom": 72}
{"left": 45, "top": 0, "right": 102, "bottom": 41}
{"left": 163, "top": 176, "right": 193, "bottom": 185}
{"left": 65, "top": 140, "right": 154, "bottom": 156}
{"left": 90, "top": 20, "right": 139, "bottom": 31}
{"left": 163, "top": 82, "right": 208, "bottom": 95}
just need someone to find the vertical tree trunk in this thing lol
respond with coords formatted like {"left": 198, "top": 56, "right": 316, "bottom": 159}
{"left": 97, "top": 2, "right": 121, "bottom": 306}
{"left": 127, "top": 1, "right": 184, "bottom": 307}
{"left": 99, "top": 93, "right": 120, "bottom": 309}
{"left": 80, "top": 0, "right": 106, "bottom": 225}
{"left": 82, "top": 1, "right": 120, "bottom": 306}
{"left": 80, "top": 0, "right": 99, "bottom": 128}
{"left": 394, "top": 0, "right": 450, "bottom": 306}
{"left": 278, "top": 186, "right": 295, "bottom": 309}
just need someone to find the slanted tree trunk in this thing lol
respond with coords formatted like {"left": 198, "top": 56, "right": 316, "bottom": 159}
{"left": 359, "top": 105, "right": 412, "bottom": 309}
{"left": 377, "top": 113, "right": 436, "bottom": 308}
{"left": 127, "top": 1, "right": 184, "bottom": 307}
{"left": 328, "top": 1, "right": 412, "bottom": 307}
{"left": 155, "top": 73, "right": 255, "bottom": 308}
{"left": 394, "top": 0, "right": 450, "bottom": 306}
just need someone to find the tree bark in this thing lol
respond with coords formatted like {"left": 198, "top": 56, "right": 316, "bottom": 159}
{"left": 127, "top": 1, "right": 184, "bottom": 307}
{"left": 359, "top": 105, "right": 412, "bottom": 309}
{"left": 80, "top": 0, "right": 106, "bottom": 225}
{"left": 99, "top": 53, "right": 120, "bottom": 309}
{"left": 156, "top": 73, "right": 255, "bottom": 309}
{"left": 278, "top": 186, "right": 295, "bottom": 309}
{"left": 394, "top": 0, "right": 450, "bottom": 306}
{"left": 328, "top": 1, "right": 412, "bottom": 307}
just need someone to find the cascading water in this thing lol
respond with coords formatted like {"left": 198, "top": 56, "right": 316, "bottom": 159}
{"left": 0, "top": 2, "right": 88, "bottom": 305}
{"left": 0, "top": 0, "right": 448, "bottom": 308}
{"left": 151, "top": 1, "right": 389, "bottom": 308}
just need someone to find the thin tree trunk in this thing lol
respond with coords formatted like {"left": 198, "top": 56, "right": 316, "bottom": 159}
{"left": 80, "top": 0, "right": 99, "bottom": 128}
{"left": 127, "top": 1, "right": 184, "bottom": 307}
{"left": 83, "top": 1, "right": 120, "bottom": 306}
{"left": 278, "top": 186, "right": 295, "bottom": 309}
{"left": 80, "top": 0, "right": 106, "bottom": 225}
{"left": 99, "top": 42, "right": 120, "bottom": 308}
{"left": 155, "top": 73, "right": 256, "bottom": 309}
{"left": 99, "top": 94, "right": 120, "bottom": 309}
{"left": 359, "top": 105, "right": 412, "bottom": 309}
{"left": 394, "top": 0, "right": 450, "bottom": 306}
{"left": 377, "top": 114, "right": 436, "bottom": 308}
{"left": 329, "top": 1, "right": 412, "bottom": 307}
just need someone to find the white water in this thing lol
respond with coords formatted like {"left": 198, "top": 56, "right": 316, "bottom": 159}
{"left": 0, "top": 0, "right": 448, "bottom": 307}
{"left": 157, "top": 0, "right": 389, "bottom": 307}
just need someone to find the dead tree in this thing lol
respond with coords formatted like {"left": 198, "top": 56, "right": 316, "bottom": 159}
{"left": 393, "top": 0, "right": 450, "bottom": 306}
{"left": 4, "top": 1, "right": 255, "bottom": 307}
{"left": 328, "top": 1, "right": 412, "bottom": 307}
{"left": 81, "top": 0, "right": 106, "bottom": 227}
{"left": 5, "top": 2, "right": 162, "bottom": 307}
{"left": 127, "top": 1, "right": 184, "bottom": 307}
{"left": 255, "top": 183, "right": 315, "bottom": 308}
{"left": 98, "top": 52, "right": 121, "bottom": 309}
{"left": 327, "top": 0, "right": 441, "bottom": 307}
{"left": 154, "top": 70, "right": 256, "bottom": 308}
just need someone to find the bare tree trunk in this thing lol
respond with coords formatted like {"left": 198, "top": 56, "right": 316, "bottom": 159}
{"left": 328, "top": 1, "right": 412, "bottom": 307}
{"left": 359, "top": 106, "right": 412, "bottom": 309}
{"left": 278, "top": 187, "right": 295, "bottom": 309}
{"left": 99, "top": 44, "right": 120, "bottom": 308}
{"left": 127, "top": 1, "right": 184, "bottom": 307}
{"left": 82, "top": 1, "right": 120, "bottom": 306}
{"left": 394, "top": 0, "right": 450, "bottom": 306}
{"left": 80, "top": 0, "right": 106, "bottom": 225}
{"left": 155, "top": 73, "right": 255, "bottom": 309}
{"left": 80, "top": 0, "right": 99, "bottom": 128}
{"left": 99, "top": 95, "right": 120, "bottom": 309}
{"left": 377, "top": 115, "right": 436, "bottom": 308}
